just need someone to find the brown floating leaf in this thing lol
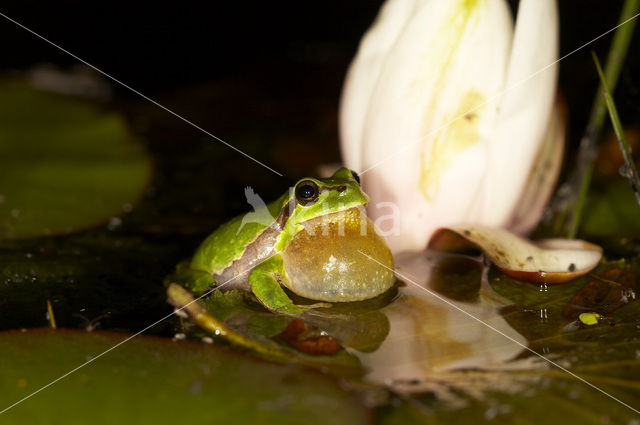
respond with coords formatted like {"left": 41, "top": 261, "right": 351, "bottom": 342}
{"left": 563, "top": 265, "right": 637, "bottom": 320}
{"left": 279, "top": 318, "right": 342, "bottom": 356}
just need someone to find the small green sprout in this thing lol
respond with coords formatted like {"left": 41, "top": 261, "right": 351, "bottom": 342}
{"left": 578, "top": 312, "right": 602, "bottom": 326}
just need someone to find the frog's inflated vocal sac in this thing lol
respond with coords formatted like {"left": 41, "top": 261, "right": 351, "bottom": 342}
{"left": 168, "top": 168, "right": 395, "bottom": 315}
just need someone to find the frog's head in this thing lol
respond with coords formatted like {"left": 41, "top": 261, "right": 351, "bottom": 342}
{"left": 275, "top": 168, "right": 368, "bottom": 250}
{"left": 290, "top": 167, "right": 367, "bottom": 224}
{"left": 276, "top": 167, "right": 395, "bottom": 302}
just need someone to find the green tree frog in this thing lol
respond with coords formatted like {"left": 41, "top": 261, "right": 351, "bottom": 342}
{"left": 167, "top": 168, "right": 395, "bottom": 315}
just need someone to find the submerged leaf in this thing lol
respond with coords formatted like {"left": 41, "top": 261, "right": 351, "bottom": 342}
{"left": 563, "top": 264, "right": 637, "bottom": 320}
{"left": 278, "top": 318, "right": 342, "bottom": 356}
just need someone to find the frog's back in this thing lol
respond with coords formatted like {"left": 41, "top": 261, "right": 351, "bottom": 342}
{"left": 190, "top": 193, "right": 288, "bottom": 274}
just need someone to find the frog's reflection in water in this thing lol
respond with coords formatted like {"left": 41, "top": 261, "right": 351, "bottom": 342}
{"left": 353, "top": 251, "right": 527, "bottom": 392}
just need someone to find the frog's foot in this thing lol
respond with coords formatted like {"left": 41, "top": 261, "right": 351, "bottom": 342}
{"left": 301, "top": 302, "right": 333, "bottom": 310}
{"left": 167, "top": 283, "right": 289, "bottom": 358}
{"left": 273, "top": 301, "right": 331, "bottom": 316}
{"left": 167, "top": 283, "right": 236, "bottom": 338}
{"left": 273, "top": 303, "right": 305, "bottom": 315}
{"left": 307, "top": 303, "right": 333, "bottom": 308}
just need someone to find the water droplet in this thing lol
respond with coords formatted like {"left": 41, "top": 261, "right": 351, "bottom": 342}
{"left": 107, "top": 216, "right": 122, "bottom": 230}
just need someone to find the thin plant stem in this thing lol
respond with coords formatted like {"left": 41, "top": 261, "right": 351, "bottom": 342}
{"left": 593, "top": 52, "right": 640, "bottom": 208}
{"left": 550, "top": 0, "right": 640, "bottom": 238}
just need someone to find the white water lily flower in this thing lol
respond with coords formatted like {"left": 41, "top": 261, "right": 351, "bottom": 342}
{"left": 340, "top": 0, "right": 564, "bottom": 254}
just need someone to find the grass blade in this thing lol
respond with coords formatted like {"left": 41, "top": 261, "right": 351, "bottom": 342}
{"left": 548, "top": 0, "right": 640, "bottom": 237}
{"left": 592, "top": 52, "right": 640, "bottom": 208}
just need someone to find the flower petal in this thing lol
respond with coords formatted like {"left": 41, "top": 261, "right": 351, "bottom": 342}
{"left": 339, "top": 0, "right": 417, "bottom": 171}
{"left": 345, "top": 0, "right": 514, "bottom": 253}
{"left": 429, "top": 225, "right": 603, "bottom": 284}
{"left": 481, "top": 0, "right": 560, "bottom": 228}
{"left": 509, "top": 98, "right": 566, "bottom": 234}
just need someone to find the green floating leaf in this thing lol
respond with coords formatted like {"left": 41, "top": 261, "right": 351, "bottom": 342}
{"left": 0, "top": 79, "right": 152, "bottom": 239}
{"left": 0, "top": 329, "right": 369, "bottom": 425}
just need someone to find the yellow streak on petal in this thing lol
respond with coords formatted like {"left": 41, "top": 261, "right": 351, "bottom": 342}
{"left": 410, "top": 0, "right": 485, "bottom": 200}
{"left": 419, "top": 90, "right": 485, "bottom": 199}
{"left": 410, "top": 0, "right": 482, "bottom": 93}
{"left": 462, "top": 0, "right": 481, "bottom": 12}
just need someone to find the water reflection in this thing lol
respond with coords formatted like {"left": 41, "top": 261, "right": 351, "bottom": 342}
{"left": 354, "top": 250, "right": 528, "bottom": 390}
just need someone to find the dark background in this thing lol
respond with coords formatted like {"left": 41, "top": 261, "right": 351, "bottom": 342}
{"left": 0, "top": 0, "right": 638, "bottom": 226}
{"left": 0, "top": 1, "right": 637, "bottom": 162}
{"left": 0, "top": 0, "right": 638, "bottom": 232}
{"left": 0, "top": 0, "right": 638, "bottom": 332}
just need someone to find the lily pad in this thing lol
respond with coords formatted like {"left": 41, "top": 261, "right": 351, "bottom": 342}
{"left": 0, "top": 328, "right": 369, "bottom": 425}
{"left": 0, "top": 79, "right": 152, "bottom": 239}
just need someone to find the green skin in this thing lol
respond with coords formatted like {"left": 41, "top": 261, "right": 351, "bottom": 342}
{"left": 169, "top": 168, "right": 371, "bottom": 315}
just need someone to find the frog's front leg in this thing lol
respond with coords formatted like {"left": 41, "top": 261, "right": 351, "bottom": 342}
{"left": 249, "top": 255, "right": 307, "bottom": 315}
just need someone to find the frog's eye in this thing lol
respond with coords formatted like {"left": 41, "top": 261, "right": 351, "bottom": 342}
{"left": 350, "top": 170, "right": 360, "bottom": 184}
{"left": 295, "top": 180, "right": 319, "bottom": 206}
